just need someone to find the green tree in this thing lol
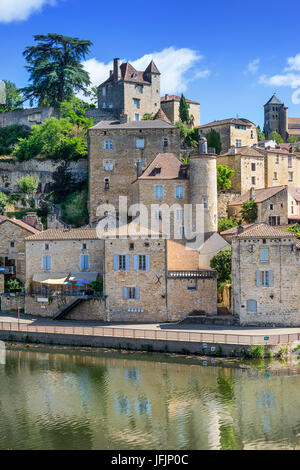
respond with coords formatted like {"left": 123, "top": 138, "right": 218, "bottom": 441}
{"left": 17, "top": 175, "right": 39, "bottom": 198}
{"left": 0, "top": 192, "right": 7, "bottom": 215}
{"left": 0, "top": 124, "right": 30, "bottom": 155}
{"left": 206, "top": 128, "right": 222, "bottom": 154}
{"left": 218, "top": 216, "right": 238, "bottom": 233}
{"left": 142, "top": 113, "right": 154, "bottom": 120}
{"left": 59, "top": 98, "right": 94, "bottom": 137}
{"left": 210, "top": 248, "right": 232, "bottom": 286}
{"left": 51, "top": 162, "right": 77, "bottom": 203}
{"left": 217, "top": 165, "right": 235, "bottom": 191}
{"left": 21, "top": 34, "right": 92, "bottom": 107}
{"left": 240, "top": 200, "right": 258, "bottom": 223}
{"left": 288, "top": 135, "right": 300, "bottom": 144}
{"left": 179, "top": 94, "right": 189, "bottom": 123}
{"left": 269, "top": 131, "right": 284, "bottom": 144}
{"left": 175, "top": 122, "right": 199, "bottom": 148}
{"left": 256, "top": 125, "right": 265, "bottom": 141}
{"left": 0, "top": 80, "right": 23, "bottom": 113}
{"left": 13, "top": 117, "right": 87, "bottom": 162}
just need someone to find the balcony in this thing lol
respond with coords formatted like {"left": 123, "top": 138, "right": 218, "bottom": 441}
{"left": 0, "top": 266, "right": 16, "bottom": 275}
{"left": 167, "top": 270, "right": 217, "bottom": 279}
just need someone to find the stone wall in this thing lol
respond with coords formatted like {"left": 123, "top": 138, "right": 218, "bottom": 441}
{"left": 64, "top": 298, "right": 106, "bottom": 321}
{"left": 0, "top": 107, "right": 60, "bottom": 129}
{"left": 201, "top": 123, "right": 257, "bottom": 154}
{"left": 161, "top": 100, "right": 200, "bottom": 127}
{"left": 24, "top": 294, "right": 78, "bottom": 317}
{"left": 218, "top": 192, "right": 241, "bottom": 218}
{"left": 0, "top": 158, "right": 88, "bottom": 194}
{"left": 1, "top": 294, "right": 24, "bottom": 312}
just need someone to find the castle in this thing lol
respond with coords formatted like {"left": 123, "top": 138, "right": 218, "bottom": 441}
{"left": 264, "top": 94, "right": 300, "bottom": 141}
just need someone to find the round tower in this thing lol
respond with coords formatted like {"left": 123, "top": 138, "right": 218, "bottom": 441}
{"left": 189, "top": 137, "right": 218, "bottom": 235}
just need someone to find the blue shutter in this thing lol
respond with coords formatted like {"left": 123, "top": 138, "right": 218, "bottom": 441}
{"left": 123, "top": 287, "right": 127, "bottom": 299}
{"left": 256, "top": 271, "right": 261, "bottom": 286}
{"left": 269, "top": 270, "right": 273, "bottom": 287}
{"left": 43, "top": 255, "right": 47, "bottom": 270}
{"left": 84, "top": 255, "right": 89, "bottom": 269}
{"left": 80, "top": 255, "right": 84, "bottom": 270}
{"left": 135, "top": 287, "right": 140, "bottom": 299}
{"left": 260, "top": 247, "right": 269, "bottom": 262}
{"left": 247, "top": 300, "right": 257, "bottom": 312}
{"left": 133, "top": 255, "right": 138, "bottom": 270}
{"left": 113, "top": 255, "right": 118, "bottom": 270}
{"left": 146, "top": 254, "right": 150, "bottom": 271}
{"left": 125, "top": 254, "right": 130, "bottom": 270}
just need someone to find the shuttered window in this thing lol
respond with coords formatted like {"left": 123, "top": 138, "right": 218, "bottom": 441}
{"left": 260, "top": 247, "right": 269, "bottom": 262}
{"left": 247, "top": 300, "right": 257, "bottom": 312}
{"left": 123, "top": 287, "right": 140, "bottom": 300}
{"left": 43, "top": 255, "right": 51, "bottom": 271}
{"left": 80, "top": 255, "right": 89, "bottom": 270}
{"left": 256, "top": 270, "right": 273, "bottom": 287}
{"left": 113, "top": 254, "right": 130, "bottom": 270}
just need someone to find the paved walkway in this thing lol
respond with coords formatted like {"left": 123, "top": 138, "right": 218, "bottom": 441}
{"left": 1, "top": 312, "right": 300, "bottom": 337}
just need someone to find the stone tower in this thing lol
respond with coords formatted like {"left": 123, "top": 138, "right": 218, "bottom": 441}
{"left": 189, "top": 137, "right": 218, "bottom": 237}
{"left": 263, "top": 94, "right": 288, "bottom": 140}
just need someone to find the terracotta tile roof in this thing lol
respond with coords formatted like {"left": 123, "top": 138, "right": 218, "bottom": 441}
{"left": 160, "top": 94, "right": 200, "bottom": 105}
{"left": 26, "top": 228, "right": 99, "bottom": 241}
{"left": 229, "top": 186, "right": 286, "bottom": 206}
{"left": 220, "top": 223, "right": 255, "bottom": 236}
{"left": 138, "top": 153, "right": 187, "bottom": 180}
{"left": 144, "top": 60, "right": 160, "bottom": 74}
{"left": 220, "top": 146, "right": 263, "bottom": 157}
{"left": 288, "top": 117, "right": 300, "bottom": 126}
{"left": 91, "top": 120, "right": 177, "bottom": 130}
{"left": 287, "top": 186, "right": 300, "bottom": 202}
{"left": 153, "top": 108, "right": 170, "bottom": 123}
{"left": 235, "top": 223, "right": 297, "bottom": 239}
{"left": 296, "top": 239, "right": 300, "bottom": 249}
{"left": 100, "top": 60, "right": 160, "bottom": 86}
{"left": 287, "top": 129, "right": 300, "bottom": 135}
{"left": 0, "top": 216, "right": 40, "bottom": 234}
{"left": 199, "top": 118, "right": 255, "bottom": 129}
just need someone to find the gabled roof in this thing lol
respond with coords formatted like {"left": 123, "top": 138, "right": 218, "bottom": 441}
{"left": 161, "top": 94, "right": 200, "bottom": 105}
{"left": 220, "top": 146, "right": 263, "bottom": 157}
{"left": 199, "top": 118, "right": 255, "bottom": 129}
{"left": 26, "top": 228, "right": 99, "bottom": 241}
{"left": 264, "top": 94, "right": 283, "bottom": 106}
{"left": 138, "top": 153, "right": 187, "bottom": 180}
{"left": 100, "top": 60, "right": 160, "bottom": 87}
{"left": 91, "top": 119, "right": 177, "bottom": 130}
{"left": 153, "top": 108, "right": 170, "bottom": 123}
{"left": 235, "top": 223, "right": 297, "bottom": 239}
{"left": 144, "top": 60, "right": 160, "bottom": 74}
{"left": 0, "top": 216, "right": 39, "bottom": 234}
{"left": 229, "top": 186, "right": 287, "bottom": 206}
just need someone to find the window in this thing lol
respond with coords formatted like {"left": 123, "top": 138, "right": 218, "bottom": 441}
{"left": 45, "top": 244, "right": 49, "bottom": 250}
{"left": 129, "top": 243, "right": 134, "bottom": 251}
{"left": 10, "top": 241, "right": 15, "bottom": 248}
{"left": 260, "top": 247, "right": 269, "bottom": 262}
{"left": 123, "top": 286, "right": 140, "bottom": 300}
{"left": 289, "top": 172, "right": 293, "bottom": 182}
{"left": 251, "top": 163, "right": 256, "bottom": 171}
{"left": 136, "top": 139, "right": 144, "bottom": 149}
{"left": 256, "top": 270, "right": 273, "bottom": 287}
{"left": 273, "top": 172, "right": 277, "bottom": 180}
{"left": 251, "top": 177, "right": 256, "bottom": 185}
{"left": 43, "top": 255, "right": 51, "bottom": 271}
{"left": 134, "top": 99, "right": 140, "bottom": 109}
{"left": 176, "top": 209, "right": 183, "bottom": 222}
{"left": 235, "top": 139, "right": 242, "bottom": 148}
{"left": 136, "top": 85, "right": 142, "bottom": 93}
{"left": 133, "top": 254, "right": 150, "bottom": 271}
{"left": 132, "top": 73, "right": 137, "bottom": 78}
{"left": 113, "top": 254, "right": 130, "bottom": 271}
{"left": 288, "top": 156, "right": 293, "bottom": 168}
{"left": 104, "top": 160, "right": 114, "bottom": 171}
{"left": 202, "top": 197, "right": 208, "bottom": 209}
{"left": 163, "top": 138, "right": 168, "bottom": 147}
{"left": 80, "top": 254, "right": 89, "bottom": 270}
{"left": 104, "top": 140, "right": 113, "bottom": 150}
{"left": 176, "top": 185, "right": 184, "bottom": 199}
{"left": 269, "top": 216, "right": 280, "bottom": 226}
{"left": 102, "top": 87, "right": 106, "bottom": 96}
{"left": 104, "top": 178, "right": 109, "bottom": 191}
{"left": 270, "top": 204, "right": 273, "bottom": 210}
{"left": 247, "top": 299, "right": 257, "bottom": 312}
{"left": 134, "top": 114, "right": 139, "bottom": 121}
{"left": 276, "top": 156, "right": 279, "bottom": 164}
{"left": 251, "top": 130, "right": 254, "bottom": 139}
{"left": 82, "top": 243, "right": 87, "bottom": 250}
{"left": 102, "top": 102, "right": 106, "bottom": 109}
{"left": 155, "top": 185, "right": 163, "bottom": 199}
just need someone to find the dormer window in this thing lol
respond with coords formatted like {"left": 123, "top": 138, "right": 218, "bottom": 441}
{"left": 132, "top": 73, "right": 137, "bottom": 78}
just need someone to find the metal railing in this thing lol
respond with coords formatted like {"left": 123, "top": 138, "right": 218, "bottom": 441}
{"left": 168, "top": 270, "right": 217, "bottom": 279}
{"left": 0, "top": 266, "right": 16, "bottom": 275}
{"left": 0, "top": 321, "right": 298, "bottom": 346}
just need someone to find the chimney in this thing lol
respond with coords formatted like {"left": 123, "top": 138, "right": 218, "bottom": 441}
{"left": 164, "top": 94, "right": 168, "bottom": 100}
{"left": 113, "top": 58, "right": 121, "bottom": 82}
{"left": 109, "top": 70, "right": 113, "bottom": 77}
{"left": 119, "top": 111, "right": 128, "bottom": 124}
{"left": 199, "top": 137, "right": 208, "bottom": 154}
{"left": 250, "top": 187, "right": 256, "bottom": 201}
{"left": 22, "top": 212, "right": 43, "bottom": 231}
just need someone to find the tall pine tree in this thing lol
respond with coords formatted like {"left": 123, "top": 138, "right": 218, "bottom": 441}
{"left": 179, "top": 94, "right": 189, "bottom": 123}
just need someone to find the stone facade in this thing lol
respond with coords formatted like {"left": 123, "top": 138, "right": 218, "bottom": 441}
{"left": 217, "top": 192, "right": 241, "bottom": 218}
{"left": 160, "top": 94, "right": 200, "bottom": 126}
{"left": 88, "top": 120, "right": 180, "bottom": 222}
{"left": 232, "top": 224, "right": 300, "bottom": 326}
{"left": 23, "top": 295, "right": 106, "bottom": 319}
{"left": 0, "top": 107, "right": 60, "bottom": 129}
{"left": 199, "top": 119, "right": 257, "bottom": 153}
{"left": 264, "top": 94, "right": 300, "bottom": 141}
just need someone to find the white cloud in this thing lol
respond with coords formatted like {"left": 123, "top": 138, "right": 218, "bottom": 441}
{"left": 259, "top": 53, "right": 300, "bottom": 104}
{"left": 244, "top": 58, "right": 260, "bottom": 75}
{"left": 0, "top": 0, "right": 57, "bottom": 23}
{"left": 82, "top": 46, "right": 210, "bottom": 98}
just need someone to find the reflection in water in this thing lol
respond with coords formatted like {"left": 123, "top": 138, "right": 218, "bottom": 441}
{"left": 0, "top": 348, "right": 300, "bottom": 450}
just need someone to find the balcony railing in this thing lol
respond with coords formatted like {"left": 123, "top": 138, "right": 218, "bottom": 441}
{"left": 0, "top": 266, "right": 16, "bottom": 275}
{"left": 168, "top": 270, "right": 217, "bottom": 279}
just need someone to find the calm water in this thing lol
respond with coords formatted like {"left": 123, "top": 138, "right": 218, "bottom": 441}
{"left": 0, "top": 346, "right": 300, "bottom": 450}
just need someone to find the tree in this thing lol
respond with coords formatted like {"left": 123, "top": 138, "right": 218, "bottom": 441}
{"left": 13, "top": 117, "right": 87, "bottom": 162}
{"left": 175, "top": 122, "right": 199, "bottom": 148}
{"left": 17, "top": 175, "right": 39, "bottom": 198}
{"left": 210, "top": 248, "right": 232, "bottom": 286}
{"left": 269, "top": 131, "right": 284, "bottom": 144}
{"left": 0, "top": 80, "right": 23, "bottom": 113}
{"left": 218, "top": 217, "right": 238, "bottom": 233}
{"left": 288, "top": 135, "right": 300, "bottom": 144}
{"left": 179, "top": 94, "right": 189, "bottom": 123}
{"left": 59, "top": 98, "right": 94, "bottom": 137}
{"left": 217, "top": 165, "right": 235, "bottom": 191}
{"left": 51, "top": 162, "right": 77, "bottom": 203}
{"left": 142, "top": 113, "right": 154, "bottom": 120}
{"left": 0, "top": 192, "right": 7, "bottom": 214}
{"left": 21, "top": 34, "right": 92, "bottom": 107}
{"left": 206, "top": 129, "right": 222, "bottom": 154}
{"left": 240, "top": 200, "right": 258, "bottom": 223}
{"left": 256, "top": 125, "right": 265, "bottom": 141}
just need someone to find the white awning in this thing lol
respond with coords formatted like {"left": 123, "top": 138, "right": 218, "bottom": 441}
{"left": 33, "top": 272, "right": 70, "bottom": 285}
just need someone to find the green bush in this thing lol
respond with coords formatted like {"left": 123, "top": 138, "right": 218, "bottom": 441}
{"left": 210, "top": 248, "right": 232, "bottom": 286}
{"left": 60, "top": 189, "right": 89, "bottom": 227}
{"left": 250, "top": 345, "right": 265, "bottom": 359}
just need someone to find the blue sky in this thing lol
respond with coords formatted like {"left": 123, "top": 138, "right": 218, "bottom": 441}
{"left": 1, "top": 0, "right": 300, "bottom": 127}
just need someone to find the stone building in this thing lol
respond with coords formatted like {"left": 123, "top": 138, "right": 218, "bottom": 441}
{"left": 199, "top": 118, "right": 257, "bottom": 153}
{"left": 264, "top": 94, "right": 300, "bottom": 141}
{"left": 88, "top": 115, "right": 180, "bottom": 222}
{"left": 160, "top": 94, "right": 200, "bottom": 126}
{"left": 92, "top": 58, "right": 161, "bottom": 123}
{"left": 0, "top": 217, "right": 40, "bottom": 288}
{"left": 258, "top": 147, "right": 300, "bottom": 188}
{"left": 228, "top": 185, "right": 300, "bottom": 225}
{"left": 25, "top": 228, "right": 104, "bottom": 293}
{"left": 0, "top": 107, "right": 60, "bottom": 130}
{"left": 231, "top": 223, "right": 300, "bottom": 326}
